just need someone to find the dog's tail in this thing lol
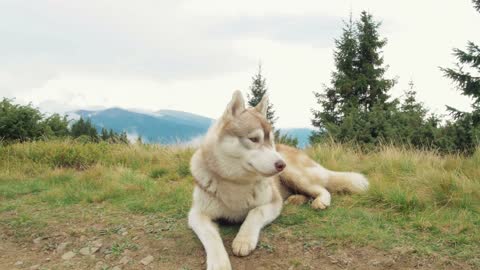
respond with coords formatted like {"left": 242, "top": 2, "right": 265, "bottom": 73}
{"left": 325, "top": 171, "right": 369, "bottom": 193}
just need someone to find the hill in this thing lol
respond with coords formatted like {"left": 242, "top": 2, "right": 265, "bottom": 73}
{"left": 73, "top": 108, "right": 213, "bottom": 144}
{"left": 72, "top": 108, "right": 313, "bottom": 146}
{"left": 0, "top": 140, "right": 478, "bottom": 269}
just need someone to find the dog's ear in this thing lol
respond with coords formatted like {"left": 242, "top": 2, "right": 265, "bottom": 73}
{"left": 223, "top": 90, "right": 245, "bottom": 118}
{"left": 255, "top": 95, "right": 269, "bottom": 116}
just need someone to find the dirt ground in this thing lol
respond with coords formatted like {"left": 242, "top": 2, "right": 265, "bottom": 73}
{"left": 0, "top": 208, "right": 472, "bottom": 270}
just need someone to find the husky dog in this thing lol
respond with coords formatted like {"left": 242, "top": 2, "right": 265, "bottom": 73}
{"left": 188, "top": 91, "right": 369, "bottom": 270}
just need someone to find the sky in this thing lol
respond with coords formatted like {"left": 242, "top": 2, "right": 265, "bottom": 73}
{"left": 1, "top": 0, "right": 479, "bottom": 128}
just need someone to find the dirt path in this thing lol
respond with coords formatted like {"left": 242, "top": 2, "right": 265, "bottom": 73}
{"left": 0, "top": 209, "right": 471, "bottom": 270}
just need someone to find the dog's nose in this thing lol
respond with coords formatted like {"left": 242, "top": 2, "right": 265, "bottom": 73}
{"left": 275, "top": 160, "right": 286, "bottom": 172}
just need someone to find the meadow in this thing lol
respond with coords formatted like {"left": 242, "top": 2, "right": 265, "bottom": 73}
{"left": 0, "top": 140, "right": 479, "bottom": 269}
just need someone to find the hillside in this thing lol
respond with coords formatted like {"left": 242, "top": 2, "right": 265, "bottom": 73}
{"left": 72, "top": 107, "right": 313, "bottom": 146}
{"left": 73, "top": 108, "right": 213, "bottom": 144}
{"left": 0, "top": 141, "right": 478, "bottom": 269}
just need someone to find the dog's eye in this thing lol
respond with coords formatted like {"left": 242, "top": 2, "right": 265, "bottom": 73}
{"left": 249, "top": 137, "right": 260, "bottom": 143}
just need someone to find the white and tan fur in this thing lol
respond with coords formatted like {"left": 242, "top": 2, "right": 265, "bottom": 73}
{"left": 188, "top": 91, "right": 369, "bottom": 270}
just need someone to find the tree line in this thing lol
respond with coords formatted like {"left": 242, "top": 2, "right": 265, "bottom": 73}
{"left": 0, "top": 98, "right": 129, "bottom": 144}
{"left": 250, "top": 1, "right": 479, "bottom": 154}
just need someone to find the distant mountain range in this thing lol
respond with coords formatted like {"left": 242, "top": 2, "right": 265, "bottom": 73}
{"left": 71, "top": 108, "right": 313, "bottom": 147}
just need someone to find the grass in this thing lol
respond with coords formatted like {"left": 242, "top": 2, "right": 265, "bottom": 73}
{"left": 0, "top": 140, "right": 479, "bottom": 267}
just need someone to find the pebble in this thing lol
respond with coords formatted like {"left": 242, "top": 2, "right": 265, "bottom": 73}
{"left": 29, "top": 265, "right": 41, "bottom": 270}
{"left": 140, "top": 255, "right": 154, "bottom": 265}
{"left": 118, "top": 228, "right": 127, "bottom": 235}
{"left": 62, "top": 251, "right": 76, "bottom": 260}
{"left": 119, "top": 256, "right": 130, "bottom": 265}
{"left": 14, "top": 261, "right": 23, "bottom": 266}
{"left": 33, "top": 237, "right": 43, "bottom": 244}
{"left": 56, "top": 242, "right": 70, "bottom": 253}
{"left": 94, "top": 261, "right": 106, "bottom": 270}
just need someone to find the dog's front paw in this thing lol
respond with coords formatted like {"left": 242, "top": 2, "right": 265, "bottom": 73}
{"left": 207, "top": 257, "right": 232, "bottom": 270}
{"left": 286, "top": 194, "right": 309, "bottom": 205}
{"left": 311, "top": 195, "right": 330, "bottom": 210}
{"left": 232, "top": 234, "right": 257, "bottom": 257}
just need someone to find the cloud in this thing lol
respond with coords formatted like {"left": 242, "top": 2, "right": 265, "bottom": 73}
{"left": 208, "top": 15, "right": 344, "bottom": 47}
{"left": 1, "top": 0, "right": 479, "bottom": 128}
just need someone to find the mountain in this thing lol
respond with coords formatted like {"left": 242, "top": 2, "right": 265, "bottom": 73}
{"left": 73, "top": 108, "right": 213, "bottom": 144}
{"left": 72, "top": 107, "right": 313, "bottom": 146}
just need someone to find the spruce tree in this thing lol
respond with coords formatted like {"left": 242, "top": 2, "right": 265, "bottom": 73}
{"left": 311, "top": 11, "right": 395, "bottom": 145}
{"left": 247, "top": 64, "right": 277, "bottom": 126}
{"left": 355, "top": 11, "right": 395, "bottom": 111}
{"left": 101, "top": 128, "right": 109, "bottom": 141}
{"left": 311, "top": 16, "right": 358, "bottom": 139}
{"left": 439, "top": 0, "right": 480, "bottom": 153}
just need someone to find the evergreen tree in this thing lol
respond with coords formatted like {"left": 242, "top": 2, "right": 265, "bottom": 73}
{"left": 355, "top": 11, "right": 395, "bottom": 111}
{"left": 70, "top": 118, "right": 98, "bottom": 141}
{"left": 439, "top": 0, "right": 480, "bottom": 153}
{"left": 395, "top": 82, "right": 439, "bottom": 148}
{"left": 247, "top": 64, "right": 277, "bottom": 126}
{"left": 311, "top": 15, "right": 358, "bottom": 139}
{"left": 119, "top": 131, "right": 129, "bottom": 144}
{"left": 311, "top": 11, "right": 395, "bottom": 146}
{"left": 109, "top": 129, "right": 115, "bottom": 140}
{"left": 101, "top": 128, "right": 109, "bottom": 141}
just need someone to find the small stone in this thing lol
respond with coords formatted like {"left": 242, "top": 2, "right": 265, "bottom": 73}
{"left": 30, "top": 265, "right": 41, "bottom": 270}
{"left": 94, "top": 261, "right": 106, "bottom": 270}
{"left": 14, "top": 261, "right": 24, "bottom": 266}
{"left": 92, "top": 240, "right": 103, "bottom": 248}
{"left": 45, "top": 258, "right": 51, "bottom": 262}
{"left": 56, "top": 242, "right": 70, "bottom": 253}
{"left": 33, "top": 237, "right": 43, "bottom": 244}
{"left": 140, "top": 255, "right": 154, "bottom": 265}
{"left": 62, "top": 251, "right": 76, "bottom": 260}
{"left": 79, "top": 247, "right": 91, "bottom": 256}
{"left": 119, "top": 256, "right": 130, "bottom": 265}
{"left": 80, "top": 245, "right": 101, "bottom": 256}
{"left": 112, "top": 266, "right": 122, "bottom": 270}
{"left": 383, "top": 258, "right": 396, "bottom": 267}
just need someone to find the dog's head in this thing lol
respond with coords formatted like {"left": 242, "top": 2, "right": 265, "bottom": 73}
{"left": 202, "top": 90, "right": 286, "bottom": 181}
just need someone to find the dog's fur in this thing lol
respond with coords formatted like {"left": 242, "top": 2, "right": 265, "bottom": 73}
{"left": 188, "top": 91, "right": 369, "bottom": 270}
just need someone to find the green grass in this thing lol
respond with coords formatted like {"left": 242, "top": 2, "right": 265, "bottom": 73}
{"left": 0, "top": 140, "right": 479, "bottom": 266}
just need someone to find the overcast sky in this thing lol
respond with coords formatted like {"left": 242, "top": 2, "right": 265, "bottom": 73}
{"left": 1, "top": 0, "right": 479, "bottom": 128}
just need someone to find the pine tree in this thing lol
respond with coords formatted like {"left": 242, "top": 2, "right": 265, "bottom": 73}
{"left": 70, "top": 117, "right": 98, "bottom": 141}
{"left": 355, "top": 11, "right": 395, "bottom": 111}
{"left": 401, "top": 81, "right": 426, "bottom": 114}
{"left": 101, "top": 128, "right": 109, "bottom": 141}
{"left": 395, "top": 82, "right": 439, "bottom": 148}
{"left": 438, "top": 0, "right": 480, "bottom": 153}
{"left": 311, "top": 15, "right": 358, "bottom": 138}
{"left": 440, "top": 41, "right": 480, "bottom": 117}
{"left": 247, "top": 64, "right": 277, "bottom": 126}
{"left": 119, "top": 131, "right": 129, "bottom": 144}
{"left": 311, "top": 11, "right": 395, "bottom": 145}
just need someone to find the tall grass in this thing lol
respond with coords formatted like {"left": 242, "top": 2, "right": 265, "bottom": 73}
{"left": 0, "top": 140, "right": 479, "bottom": 265}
